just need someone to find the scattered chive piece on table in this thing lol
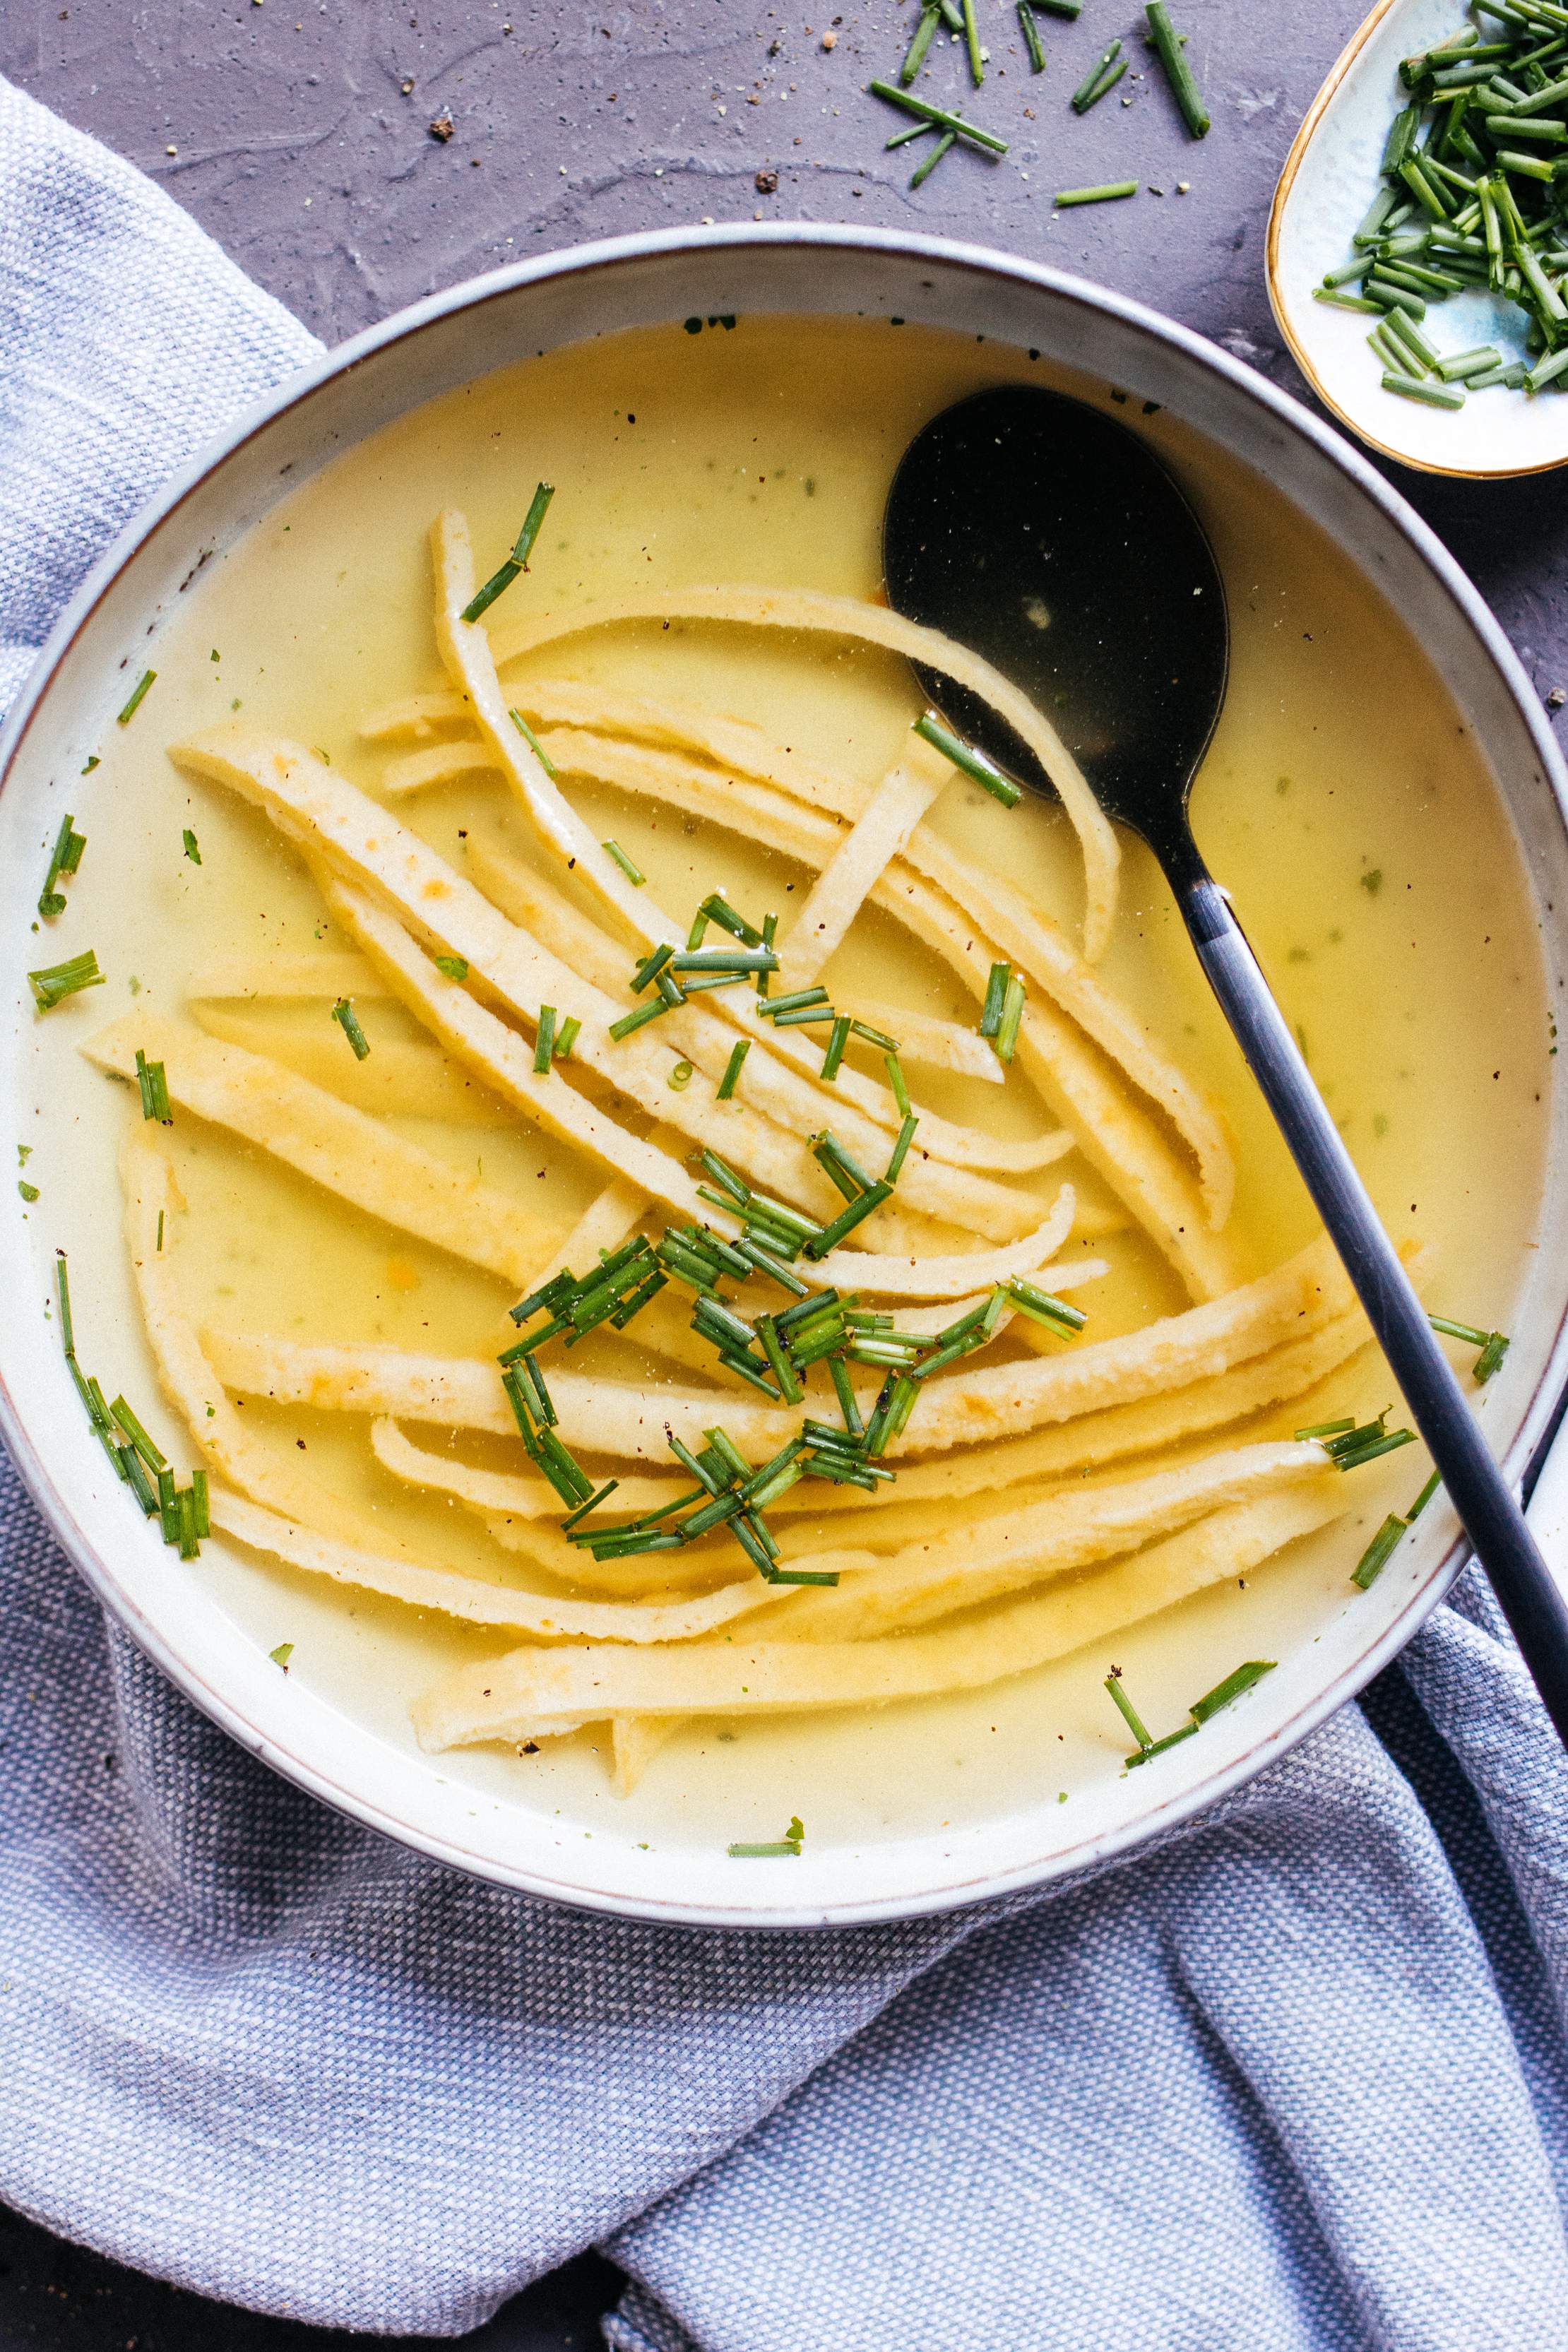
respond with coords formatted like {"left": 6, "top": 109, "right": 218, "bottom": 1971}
{"left": 533, "top": 1005, "right": 557, "bottom": 1074}
{"left": 116, "top": 669, "right": 156, "bottom": 725}
{"left": 913, "top": 711, "right": 1021, "bottom": 804}
{"left": 1017, "top": 0, "right": 1046, "bottom": 73}
{"left": 1070, "top": 41, "right": 1126, "bottom": 113}
{"left": 1145, "top": 1, "right": 1209, "bottom": 135}
{"left": 867, "top": 79, "right": 1010, "bottom": 155}
{"left": 509, "top": 706, "right": 558, "bottom": 776}
{"left": 28, "top": 949, "right": 105, "bottom": 1013}
{"left": 37, "top": 814, "right": 86, "bottom": 919}
{"left": 900, "top": 3, "right": 941, "bottom": 85}
{"left": 910, "top": 128, "right": 958, "bottom": 188}
{"left": 182, "top": 828, "right": 201, "bottom": 865}
{"left": 134, "top": 1050, "right": 172, "bottom": 1125}
{"left": 459, "top": 481, "right": 554, "bottom": 624}
{"left": 434, "top": 954, "right": 469, "bottom": 981}
{"left": 960, "top": 0, "right": 983, "bottom": 84}
{"left": 717, "top": 1038, "right": 751, "bottom": 1100}
{"left": 1056, "top": 180, "right": 1140, "bottom": 206}
{"left": 603, "top": 839, "right": 647, "bottom": 886}
{"left": 331, "top": 997, "right": 371, "bottom": 1060}
{"left": 269, "top": 1642, "right": 295, "bottom": 1671}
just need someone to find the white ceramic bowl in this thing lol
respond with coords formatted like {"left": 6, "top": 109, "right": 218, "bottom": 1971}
{"left": 1268, "top": 0, "right": 1568, "bottom": 479}
{"left": 4, "top": 225, "right": 1568, "bottom": 1928}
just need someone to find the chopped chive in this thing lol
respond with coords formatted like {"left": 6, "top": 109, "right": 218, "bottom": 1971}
{"left": 804, "top": 1182, "right": 893, "bottom": 1259}
{"left": 715, "top": 1038, "right": 752, "bottom": 1101}
{"left": 554, "top": 1015, "right": 581, "bottom": 1060}
{"left": 18, "top": 1180, "right": 38, "bottom": 1204}
{"left": 1031, "top": 0, "right": 1080, "bottom": 13}
{"left": 1295, "top": 1415, "right": 1355, "bottom": 1439}
{"left": 461, "top": 482, "right": 554, "bottom": 623}
{"left": 603, "top": 839, "right": 647, "bottom": 886}
{"left": 1351, "top": 1513, "right": 1408, "bottom": 1589}
{"left": 1475, "top": 1330, "right": 1511, "bottom": 1382}
{"left": 670, "top": 949, "right": 778, "bottom": 973}
{"left": 961, "top": 0, "right": 983, "bottom": 82}
{"left": 910, "top": 129, "right": 957, "bottom": 188}
{"left": 1124, "top": 1721, "right": 1203, "bottom": 1766}
{"left": 182, "top": 828, "right": 202, "bottom": 866}
{"left": 1056, "top": 177, "right": 1140, "bottom": 204}
{"left": 1104, "top": 1669, "right": 1153, "bottom": 1751}
{"left": 177, "top": 1484, "right": 201, "bottom": 1560}
{"left": 913, "top": 711, "right": 1020, "bottom": 804}
{"left": 727, "top": 1815, "right": 804, "bottom": 1857}
{"left": 109, "top": 1394, "right": 166, "bottom": 1473}
{"left": 821, "top": 1015, "right": 852, "bottom": 1082}
{"left": 1071, "top": 37, "right": 1124, "bottom": 110}
{"left": 191, "top": 1467, "right": 210, "bottom": 1538}
{"left": 866, "top": 78, "right": 1009, "bottom": 154}
{"left": 994, "top": 972, "right": 1026, "bottom": 1062}
{"left": 134, "top": 1049, "right": 172, "bottom": 1124}
{"left": 1334, "top": 1427, "right": 1418, "bottom": 1472}
{"left": 980, "top": 961, "right": 1009, "bottom": 1037}
{"left": 508, "top": 706, "right": 557, "bottom": 776}
{"left": 813, "top": 1131, "right": 877, "bottom": 1198}
{"left": 1017, "top": 0, "right": 1045, "bottom": 72}
{"left": 609, "top": 997, "right": 672, "bottom": 1041}
{"left": 116, "top": 669, "right": 156, "bottom": 724}
{"left": 1189, "top": 1658, "right": 1276, "bottom": 1721}
{"left": 158, "top": 1467, "right": 179, "bottom": 1545}
{"left": 561, "top": 1479, "right": 620, "bottom": 1531}
{"left": 331, "top": 997, "right": 371, "bottom": 1059}
{"left": 901, "top": 1, "right": 941, "bottom": 83}
{"left": 269, "top": 1641, "right": 295, "bottom": 1671}
{"left": 37, "top": 814, "right": 87, "bottom": 918}
{"left": 667, "top": 1058, "right": 695, "bottom": 1091}
{"left": 699, "top": 893, "right": 764, "bottom": 948}
{"left": 1006, "top": 1278, "right": 1086, "bottom": 1334}
{"left": 885, "top": 1115, "right": 919, "bottom": 1183}
{"left": 1436, "top": 343, "right": 1507, "bottom": 377}
{"left": 1408, "top": 1468, "right": 1442, "bottom": 1519}
{"left": 632, "top": 944, "right": 675, "bottom": 994}
{"left": 28, "top": 949, "right": 105, "bottom": 1013}
{"left": 1145, "top": 1, "right": 1209, "bottom": 136}
{"left": 533, "top": 1005, "right": 557, "bottom": 1074}
{"left": 434, "top": 954, "right": 470, "bottom": 981}
{"left": 1429, "top": 1312, "right": 1491, "bottom": 1347}
{"left": 762, "top": 987, "right": 832, "bottom": 1019}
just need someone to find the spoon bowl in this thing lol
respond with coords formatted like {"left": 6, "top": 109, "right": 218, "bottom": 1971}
{"left": 883, "top": 384, "right": 1226, "bottom": 839}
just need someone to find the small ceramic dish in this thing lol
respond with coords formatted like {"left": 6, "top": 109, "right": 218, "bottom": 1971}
{"left": 1268, "top": 0, "right": 1568, "bottom": 478}
{"left": 4, "top": 226, "right": 1568, "bottom": 1928}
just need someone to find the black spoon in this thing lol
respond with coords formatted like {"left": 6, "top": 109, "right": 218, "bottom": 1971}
{"left": 884, "top": 383, "right": 1568, "bottom": 1746}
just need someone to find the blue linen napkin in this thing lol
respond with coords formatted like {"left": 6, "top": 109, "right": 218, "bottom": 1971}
{"left": 4, "top": 72, "right": 1568, "bottom": 2351}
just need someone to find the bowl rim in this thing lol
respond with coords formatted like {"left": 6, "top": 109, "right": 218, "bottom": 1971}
{"left": 3, "top": 218, "right": 1564, "bottom": 1929}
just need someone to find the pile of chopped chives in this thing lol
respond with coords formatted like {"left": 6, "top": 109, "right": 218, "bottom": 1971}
{"left": 55, "top": 1252, "right": 208, "bottom": 1556}
{"left": 1318, "top": 11, "right": 1568, "bottom": 408}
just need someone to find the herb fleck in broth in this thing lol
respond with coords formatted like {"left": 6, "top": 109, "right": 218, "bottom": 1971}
{"left": 31, "top": 316, "right": 1547, "bottom": 1846}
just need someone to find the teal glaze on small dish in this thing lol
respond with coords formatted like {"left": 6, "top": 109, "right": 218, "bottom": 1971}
{"left": 1268, "top": 0, "right": 1568, "bottom": 479}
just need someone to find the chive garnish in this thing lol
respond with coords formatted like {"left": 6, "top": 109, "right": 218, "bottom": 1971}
{"left": 1070, "top": 41, "right": 1126, "bottom": 112}
{"left": 884, "top": 1051, "right": 912, "bottom": 1119}
{"left": 1351, "top": 1513, "right": 1408, "bottom": 1589}
{"left": 1105, "top": 1668, "right": 1154, "bottom": 1750}
{"left": 1113, "top": 1657, "right": 1276, "bottom": 1765}
{"left": 980, "top": 961, "right": 1009, "bottom": 1038}
{"left": 533, "top": 1006, "right": 557, "bottom": 1074}
{"left": 821, "top": 1015, "right": 852, "bottom": 1082}
{"left": 609, "top": 997, "right": 671, "bottom": 1041}
{"left": 1190, "top": 1659, "right": 1276, "bottom": 1721}
{"left": 28, "top": 950, "right": 105, "bottom": 1013}
{"left": 885, "top": 1115, "right": 919, "bottom": 1183}
{"left": 509, "top": 706, "right": 558, "bottom": 776}
{"left": 182, "top": 828, "right": 202, "bottom": 865}
{"left": 269, "top": 1642, "right": 295, "bottom": 1671}
{"left": 434, "top": 954, "right": 470, "bottom": 981}
{"left": 909, "top": 129, "right": 957, "bottom": 189}
{"left": 554, "top": 1015, "right": 581, "bottom": 1059}
{"left": 994, "top": 973, "right": 1026, "bottom": 1063}
{"left": 1055, "top": 179, "right": 1141, "bottom": 206}
{"left": 331, "top": 997, "right": 371, "bottom": 1059}
{"left": 727, "top": 1815, "right": 805, "bottom": 1858}
{"left": 913, "top": 711, "right": 1021, "bottom": 806}
{"left": 1475, "top": 1330, "right": 1511, "bottom": 1381}
{"left": 604, "top": 839, "right": 647, "bottom": 886}
{"left": 18, "top": 1181, "right": 39, "bottom": 1204}
{"left": 900, "top": 2, "right": 941, "bottom": 85}
{"left": 460, "top": 482, "right": 554, "bottom": 624}
{"left": 37, "top": 814, "right": 86, "bottom": 919}
{"left": 117, "top": 669, "right": 156, "bottom": 725}
{"left": 134, "top": 1050, "right": 172, "bottom": 1124}
{"left": 110, "top": 1394, "right": 166, "bottom": 1473}
{"left": 867, "top": 78, "right": 1010, "bottom": 155}
{"left": 717, "top": 1039, "right": 750, "bottom": 1100}
{"left": 667, "top": 1059, "right": 695, "bottom": 1091}
{"left": 1145, "top": 2, "right": 1209, "bottom": 133}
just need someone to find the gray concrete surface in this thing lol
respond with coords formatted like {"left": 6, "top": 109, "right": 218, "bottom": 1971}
{"left": 7, "top": 0, "right": 1568, "bottom": 696}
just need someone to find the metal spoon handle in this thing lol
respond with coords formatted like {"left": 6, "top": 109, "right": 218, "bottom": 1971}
{"left": 1160, "top": 831, "right": 1568, "bottom": 1747}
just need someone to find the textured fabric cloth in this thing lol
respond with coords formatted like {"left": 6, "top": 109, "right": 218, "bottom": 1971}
{"left": 5, "top": 69, "right": 1568, "bottom": 2351}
